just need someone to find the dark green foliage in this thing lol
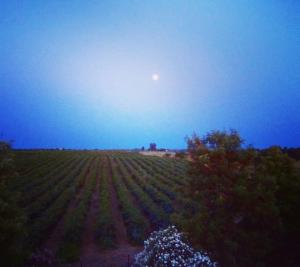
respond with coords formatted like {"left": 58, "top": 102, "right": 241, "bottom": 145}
{"left": 57, "top": 243, "right": 80, "bottom": 263}
{"left": 180, "top": 130, "right": 300, "bottom": 267}
{"left": 0, "top": 142, "right": 16, "bottom": 181}
{"left": 0, "top": 141, "right": 27, "bottom": 266}
{"left": 57, "top": 158, "right": 97, "bottom": 262}
{"left": 116, "top": 157, "right": 169, "bottom": 228}
{"left": 3, "top": 150, "right": 192, "bottom": 265}
{"left": 183, "top": 130, "right": 288, "bottom": 267}
{"left": 261, "top": 147, "right": 300, "bottom": 266}
{"left": 10, "top": 147, "right": 298, "bottom": 266}
{"left": 27, "top": 157, "right": 92, "bottom": 250}
{"left": 110, "top": 163, "right": 149, "bottom": 244}
{"left": 95, "top": 159, "right": 116, "bottom": 248}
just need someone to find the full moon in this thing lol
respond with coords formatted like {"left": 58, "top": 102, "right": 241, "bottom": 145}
{"left": 152, "top": 73, "right": 160, "bottom": 81}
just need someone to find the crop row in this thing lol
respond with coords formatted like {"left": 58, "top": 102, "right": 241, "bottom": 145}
{"left": 12, "top": 151, "right": 192, "bottom": 257}
{"left": 25, "top": 156, "right": 93, "bottom": 219}
{"left": 126, "top": 158, "right": 178, "bottom": 200}
{"left": 10, "top": 155, "right": 73, "bottom": 192}
{"left": 14, "top": 151, "right": 61, "bottom": 175}
{"left": 126, "top": 157, "right": 181, "bottom": 193}
{"left": 112, "top": 156, "right": 169, "bottom": 228}
{"left": 95, "top": 156, "right": 116, "bottom": 248}
{"left": 133, "top": 156, "right": 187, "bottom": 186}
{"left": 155, "top": 156, "right": 188, "bottom": 173}
{"left": 58, "top": 158, "right": 99, "bottom": 262}
{"left": 18, "top": 155, "right": 77, "bottom": 194}
{"left": 120, "top": 157, "right": 175, "bottom": 214}
{"left": 133, "top": 156, "right": 199, "bottom": 214}
{"left": 26, "top": 156, "right": 95, "bottom": 249}
{"left": 108, "top": 156, "right": 149, "bottom": 244}
{"left": 21, "top": 156, "right": 82, "bottom": 207}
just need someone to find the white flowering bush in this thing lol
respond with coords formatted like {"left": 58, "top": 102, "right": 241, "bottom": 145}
{"left": 132, "top": 226, "right": 217, "bottom": 267}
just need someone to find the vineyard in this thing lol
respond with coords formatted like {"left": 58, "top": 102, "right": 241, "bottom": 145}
{"left": 10, "top": 150, "right": 191, "bottom": 266}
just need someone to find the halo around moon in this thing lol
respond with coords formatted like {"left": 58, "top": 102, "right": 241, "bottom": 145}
{"left": 152, "top": 73, "right": 160, "bottom": 81}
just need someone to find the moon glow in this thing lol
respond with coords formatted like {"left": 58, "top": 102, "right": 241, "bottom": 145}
{"left": 152, "top": 73, "right": 160, "bottom": 81}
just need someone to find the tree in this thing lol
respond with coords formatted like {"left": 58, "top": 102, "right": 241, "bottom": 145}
{"left": 0, "top": 141, "right": 16, "bottom": 181}
{"left": 0, "top": 141, "right": 26, "bottom": 266}
{"left": 261, "top": 147, "right": 300, "bottom": 266}
{"left": 182, "top": 130, "right": 282, "bottom": 267}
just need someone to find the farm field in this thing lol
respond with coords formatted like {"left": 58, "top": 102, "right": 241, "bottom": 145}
{"left": 11, "top": 150, "right": 191, "bottom": 267}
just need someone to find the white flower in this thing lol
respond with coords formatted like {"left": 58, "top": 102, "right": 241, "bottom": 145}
{"left": 132, "top": 225, "right": 217, "bottom": 267}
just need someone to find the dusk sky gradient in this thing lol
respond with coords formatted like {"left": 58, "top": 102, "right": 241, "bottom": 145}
{"left": 0, "top": 1, "right": 299, "bottom": 149}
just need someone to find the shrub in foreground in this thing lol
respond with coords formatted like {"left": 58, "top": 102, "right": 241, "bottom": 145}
{"left": 132, "top": 226, "right": 216, "bottom": 267}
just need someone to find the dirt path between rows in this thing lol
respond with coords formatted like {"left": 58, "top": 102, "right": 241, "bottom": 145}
{"left": 75, "top": 157, "right": 142, "bottom": 267}
{"left": 42, "top": 159, "right": 95, "bottom": 252}
{"left": 113, "top": 158, "right": 154, "bottom": 234}
{"left": 107, "top": 159, "right": 128, "bottom": 246}
{"left": 80, "top": 161, "right": 101, "bottom": 259}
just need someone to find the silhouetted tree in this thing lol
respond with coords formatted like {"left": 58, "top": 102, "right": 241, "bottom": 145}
{"left": 261, "top": 146, "right": 300, "bottom": 266}
{"left": 181, "top": 130, "right": 283, "bottom": 267}
{"left": 0, "top": 141, "right": 26, "bottom": 266}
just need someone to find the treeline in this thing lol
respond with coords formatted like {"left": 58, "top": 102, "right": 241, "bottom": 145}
{"left": 175, "top": 130, "right": 300, "bottom": 267}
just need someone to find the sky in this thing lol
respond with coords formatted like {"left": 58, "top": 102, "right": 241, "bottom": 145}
{"left": 0, "top": 0, "right": 299, "bottom": 149}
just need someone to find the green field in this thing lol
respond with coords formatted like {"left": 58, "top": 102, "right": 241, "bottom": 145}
{"left": 10, "top": 150, "right": 191, "bottom": 265}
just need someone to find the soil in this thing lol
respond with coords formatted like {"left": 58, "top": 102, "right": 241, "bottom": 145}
{"left": 80, "top": 162, "right": 101, "bottom": 259}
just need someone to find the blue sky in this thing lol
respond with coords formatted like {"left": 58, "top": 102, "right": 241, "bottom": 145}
{"left": 0, "top": 0, "right": 299, "bottom": 149}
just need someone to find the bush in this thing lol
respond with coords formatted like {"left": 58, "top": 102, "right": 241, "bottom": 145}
{"left": 0, "top": 141, "right": 27, "bottom": 266}
{"left": 132, "top": 226, "right": 216, "bottom": 267}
